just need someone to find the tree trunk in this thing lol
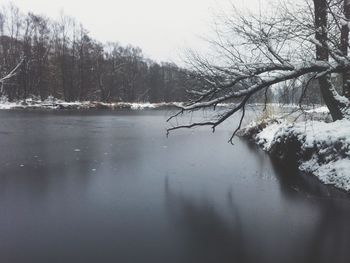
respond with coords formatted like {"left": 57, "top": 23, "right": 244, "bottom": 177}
{"left": 341, "top": 0, "right": 350, "bottom": 99}
{"left": 313, "top": 0, "right": 344, "bottom": 121}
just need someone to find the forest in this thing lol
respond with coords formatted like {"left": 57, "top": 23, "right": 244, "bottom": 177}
{"left": 0, "top": 4, "right": 196, "bottom": 103}
{"left": 0, "top": 3, "right": 327, "bottom": 106}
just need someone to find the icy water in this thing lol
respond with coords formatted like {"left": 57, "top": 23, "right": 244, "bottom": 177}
{"left": 0, "top": 110, "right": 350, "bottom": 263}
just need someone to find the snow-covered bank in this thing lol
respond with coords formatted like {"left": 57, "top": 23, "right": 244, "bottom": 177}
{"left": 242, "top": 117, "right": 350, "bottom": 191}
{"left": 0, "top": 96, "right": 184, "bottom": 110}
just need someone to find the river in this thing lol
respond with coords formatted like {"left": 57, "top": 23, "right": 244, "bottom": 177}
{"left": 0, "top": 109, "right": 349, "bottom": 263}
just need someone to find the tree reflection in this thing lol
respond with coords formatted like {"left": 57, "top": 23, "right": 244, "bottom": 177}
{"left": 164, "top": 177, "right": 257, "bottom": 263}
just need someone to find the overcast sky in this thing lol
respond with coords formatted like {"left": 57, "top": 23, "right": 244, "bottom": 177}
{"left": 6, "top": 0, "right": 263, "bottom": 63}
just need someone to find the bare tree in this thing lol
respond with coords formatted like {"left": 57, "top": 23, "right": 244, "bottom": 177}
{"left": 0, "top": 59, "right": 24, "bottom": 93}
{"left": 0, "top": 3, "right": 190, "bottom": 103}
{"left": 167, "top": 0, "right": 350, "bottom": 142}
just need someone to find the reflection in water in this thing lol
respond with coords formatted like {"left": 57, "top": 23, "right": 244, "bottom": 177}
{"left": 164, "top": 143, "right": 350, "bottom": 263}
{"left": 270, "top": 157, "right": 350, "bottom": 263}
{"left": 164, "top": 177, "right": 252, "bottom": 263}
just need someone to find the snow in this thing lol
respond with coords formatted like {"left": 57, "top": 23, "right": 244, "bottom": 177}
{"left": 251, "top": 119, "right": 350, "bottom": 191}
{"left": 304, "top": 106, "right": 329, "bottom": 114}
{"left": 301, "top": 159, "right": 350, "bottom": 191}
{"left": 0, "top": 96, "right": 85, "bottom": 110}
{"left": 0, "top": 97, "right": 19, "bottom": 109}
{"left": 0, "top": 96, "right": 184, "bottom": 110}
{"left": 130, "top": 102, "right": 156, "bottom": 110}
{"left": 256, "top": 121, "right": 285, "bottom": 150}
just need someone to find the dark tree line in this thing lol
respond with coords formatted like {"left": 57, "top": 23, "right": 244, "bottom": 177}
{"left": 0, "top": 4, "right": 190, "bottom": 103}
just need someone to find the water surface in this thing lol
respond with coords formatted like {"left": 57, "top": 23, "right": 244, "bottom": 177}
{"left": 0, "top": 110, "right": 349, "bottom": 263}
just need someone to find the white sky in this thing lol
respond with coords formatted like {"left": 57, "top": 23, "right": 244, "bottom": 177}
{"left": 5, "top": 0, "right": 263, "bottom": 63}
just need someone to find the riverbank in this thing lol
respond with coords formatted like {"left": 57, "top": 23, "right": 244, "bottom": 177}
{"left": 0, "top": 96, "right": 184, "bottom": 110}
{"left": 241, "top": 114, "right": 350, "bottom": 191}
{"left": 0, "top": 96, "right": 312, "bottom": 111}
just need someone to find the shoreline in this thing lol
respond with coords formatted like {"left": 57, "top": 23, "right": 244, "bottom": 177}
{"left": 240, "top": 118, "right": 350, "bottom": 192}
{"left": 0, "top": 96, "right": 327, "bottom": 111}
{"left": 0, "top": 97, "right": 185, "bottom": 110}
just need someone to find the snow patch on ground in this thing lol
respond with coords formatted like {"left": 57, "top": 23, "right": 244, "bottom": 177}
{"left": 130, "top": 103, "right": 156, "bottom": 110}
{"left": 246, "top": 118, "right": 350, "bottom": 191}
{"left": 304, "top": 106, "right": 329, "bottom": 114}
{"left": 255, "top": 121, "right": 286, "bottom": 150}
{"left": 0, "top": 97, "right": 19, "bottom": 109}
{"left": 0, "top": 96, "right": 184, "bottom": 110}
{"left": 301, "top": 159, "right": 350, "bottom": 191}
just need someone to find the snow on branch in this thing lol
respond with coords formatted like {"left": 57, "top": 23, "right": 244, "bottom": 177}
{"left": 167, "top": 1, "right": 350, "bottom": 141}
